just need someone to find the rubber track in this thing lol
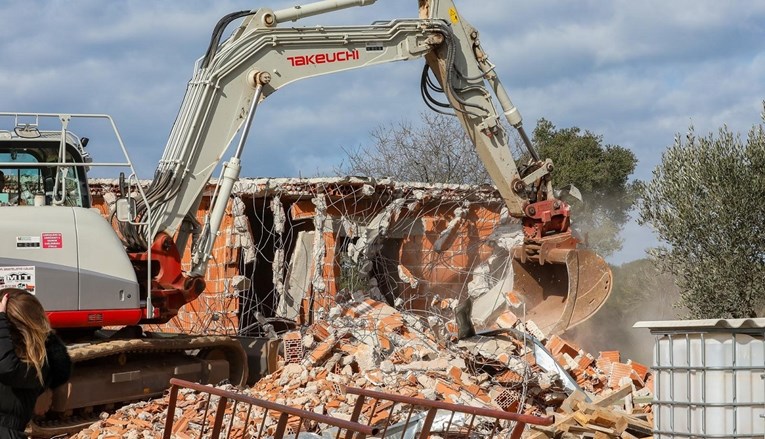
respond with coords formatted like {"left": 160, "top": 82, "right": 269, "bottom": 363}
{"left": 29, "top": 335, "right": 247, "bottom": 438}
{"left": 67, "top": 335, "right": 248, "bottom": 385}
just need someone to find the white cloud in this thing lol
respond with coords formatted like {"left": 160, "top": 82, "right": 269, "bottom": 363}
{"left": 1, "top": 0, "right": 763, "bottom": 261}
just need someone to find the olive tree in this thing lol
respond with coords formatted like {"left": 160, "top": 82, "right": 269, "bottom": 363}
{"left": 638, "top": 110, "right": 765, "bottom": 318}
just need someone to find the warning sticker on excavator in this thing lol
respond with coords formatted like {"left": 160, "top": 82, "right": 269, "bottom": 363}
{"left": 0, "top": 266, "right": 36, "bottom": 294}
{"left": 449, "top": 8, "right": 459, "bottom": 24}
{"left": 42, "top": 233, "right": 63, "bottom": 249}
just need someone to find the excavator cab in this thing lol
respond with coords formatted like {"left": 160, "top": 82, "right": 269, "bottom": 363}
{"left": 0, "top": 117, "right": 92, "bottom": 208}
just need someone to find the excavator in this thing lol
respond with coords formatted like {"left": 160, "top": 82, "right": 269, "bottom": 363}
{"left": 0, "top": 0, "right": 611, "bottom": 435}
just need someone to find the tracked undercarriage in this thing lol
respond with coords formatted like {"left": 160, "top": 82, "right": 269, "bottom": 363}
{"left": 29, "top": 335, "right": 247, "bottom": 437}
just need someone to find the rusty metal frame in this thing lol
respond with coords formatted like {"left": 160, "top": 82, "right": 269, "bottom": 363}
{"left": 163, "top": 378, "right": 554, "bottom": 439}
{"left": 163, "top": 378, "right": 377, "bottom": 438}
{"left": 342, "top": 385, "right": 554, "bottom": 439}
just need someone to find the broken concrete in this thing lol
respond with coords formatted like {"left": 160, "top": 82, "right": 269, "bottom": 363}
{"left": 467, "top": 223, "right": 525, "bottom": 329}
{"left": 278, "top": 230, "right": 314, "bottom": 320}
{"left": 74, "top": 295, "right": 654, "bottom": 438}
{"left": 83, "top": 177, "right": 634, "bottom": 438}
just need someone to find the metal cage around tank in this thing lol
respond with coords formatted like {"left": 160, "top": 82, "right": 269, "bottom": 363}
{"left": 635, "top": 318, "right": 765, "bottom": 438}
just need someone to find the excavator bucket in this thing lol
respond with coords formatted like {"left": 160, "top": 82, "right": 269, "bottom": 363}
{"left": 510, "top": 248, "right": 612, "bottom": 336}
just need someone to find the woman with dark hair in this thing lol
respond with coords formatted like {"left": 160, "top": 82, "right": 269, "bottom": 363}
{"left": 0, "top": 288, "right": 72, "bottom": 438}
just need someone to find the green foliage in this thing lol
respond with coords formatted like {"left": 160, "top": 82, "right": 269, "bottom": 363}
{"left": 339, "top": 114, "right": 638, "bottom": 258}
{"left": 638, "top": 109, "right": 765, "bottom": 318}
{"left": 337, "top": 252, "right": 370, "bottom": 295}
{"left": 533, "top": 119, "right": 639, "bottom": 257}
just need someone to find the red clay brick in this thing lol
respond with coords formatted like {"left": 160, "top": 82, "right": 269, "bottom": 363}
{"left": 628, "top": 360, "right": 650, "bottom": 381}
{"left": 608, "top": 362, "right": 633, "bottom": 389}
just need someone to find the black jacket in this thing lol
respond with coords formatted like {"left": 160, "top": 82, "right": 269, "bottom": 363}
{"left": 0, "top": 312, "right": 72, "bottom": 438}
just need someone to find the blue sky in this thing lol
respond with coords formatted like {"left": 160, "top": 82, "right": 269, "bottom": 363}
{"left": 1, "top": 1, "right": 763, "bottom": 263}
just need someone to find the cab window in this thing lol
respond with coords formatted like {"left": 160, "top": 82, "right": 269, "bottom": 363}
{"left": 0, "top": 151, "right": 85, "bottom": 207}
{"left": 0, "top": 152, "right": 43, "bottom": 206}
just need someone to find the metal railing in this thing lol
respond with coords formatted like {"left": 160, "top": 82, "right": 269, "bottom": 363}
{"left": 163, "top": 378, "right": 377, "bottom": 438}
{"left": 163, "top": 378, "right": 554, "bottom": 439}
{"left": 342, "top": 385, "right": 554, "bottom": 439}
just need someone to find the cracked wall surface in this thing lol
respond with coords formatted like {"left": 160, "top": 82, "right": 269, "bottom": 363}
{"left": 90, "top": 177, "right": 512, "bottom": 335}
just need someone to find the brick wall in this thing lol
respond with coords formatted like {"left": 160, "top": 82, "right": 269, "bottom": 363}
{"left": 399, "top": 204, "right": 501, "bottom": 312}
{"left": 90, "top": 178, "right": 506, "bottom": 335}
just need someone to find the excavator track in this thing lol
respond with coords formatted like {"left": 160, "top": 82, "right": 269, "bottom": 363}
{"left": 66, "top": 334, "right": 248, "bottom": 374}
{"left": 28, "top": 335, "right": 247, "bottom": 437}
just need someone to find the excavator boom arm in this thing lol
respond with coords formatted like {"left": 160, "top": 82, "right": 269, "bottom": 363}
{"left": 122, "top": 0, "right": 610, "bottom": 335}
{"left": 126, "top": 1, "right": 539, "bottom": 269}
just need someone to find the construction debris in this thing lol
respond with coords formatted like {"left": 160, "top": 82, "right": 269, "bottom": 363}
{"left": 528, "top": 388, "right": 654, "bottom": 439}
{"left": 74, "top": 297, "right": 654, "bottom": 438}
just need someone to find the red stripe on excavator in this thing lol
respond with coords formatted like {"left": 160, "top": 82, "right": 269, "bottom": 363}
{"left": 47, "top": 308, "right": 158, "bottom": 328}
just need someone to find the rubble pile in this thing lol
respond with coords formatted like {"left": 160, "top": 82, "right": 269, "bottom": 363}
{"left": 545, "top": 335, "right": 653, "bottom": 397}
{"left": 75, "top": 298, "right": 655, "bottom": 438}
{"left": 529, "top": 335, "right": 655, "bottom": 438}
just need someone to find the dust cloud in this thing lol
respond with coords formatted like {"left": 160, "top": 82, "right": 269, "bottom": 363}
{"left": 564, "top": 259, "right": 682, "bottom": 365}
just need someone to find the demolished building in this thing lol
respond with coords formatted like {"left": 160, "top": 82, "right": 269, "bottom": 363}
{"left": 82, "top": 177, "right": 654, "bottom": 438}
{"left": 90, "top": 176, "right": 515, "bottom": 336}
{"left": 74, "top": 295, "right": 654, "bottom": 438}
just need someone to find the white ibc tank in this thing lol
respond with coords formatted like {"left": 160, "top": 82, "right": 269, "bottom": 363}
{"left": 635, "top": 319, "right": 765, "bottom": 438}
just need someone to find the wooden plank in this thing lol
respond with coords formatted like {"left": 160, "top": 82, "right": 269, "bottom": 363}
{"left": 614, "top": 415, "right": 629, "bottom": 434}
{"left": 573, "top": 411, "right": 592, "bottom": 426}
{"left": 561, "top": 390, "right": 587, "bottom": 413}
{"left": 553, "top": 412, "right": 578, "bottom": 427}
{"left": 525, "top": 430, "right": 551, "bottom": 439}
{"left": 586, "top": 423, "right": 617, "bottom": 436}
{"left": 591, "top": 383, "right": 633, "bottom": 407}
{"left": 624, "top": 419, "right": 653, "bottom": 437}
{"left": 632, "top": 396, "right": 654, "bottom": 404}
{"left": 588, "top": 409, "right": 619, "bottom": 428}
{"left": 560, "top": 424, "right": 593, "bottom": 434}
